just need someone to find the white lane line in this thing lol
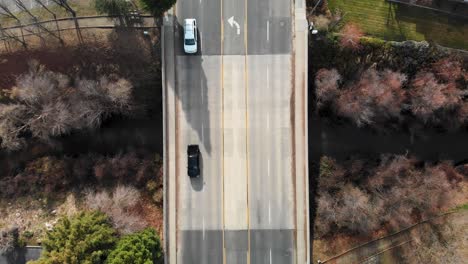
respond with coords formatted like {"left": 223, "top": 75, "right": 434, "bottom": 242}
{"left": 200, "top": 31, "right": 203, "bottom": 52}
{"left": 266, "top": 65, "right": 270, "bottom": 89}
{"left": 267, "top": 158, "right": 270, "bottom": 176}
{"left": 268, "top": 201, "right": 271, "bottom": 224}
{"left": 202, "top": 217, "right": 205, "bottom": 240}
{"left": 266, "top": 66, "right": 270, "bottom": 129}
{"left": 269, "top": 248, "right": 272, "bottom": 264}
{"left": 266, "top": 20, "right": 270, "bottom": 42}
{"left": 201, "top": 124, "right": 204, "bottom": 141}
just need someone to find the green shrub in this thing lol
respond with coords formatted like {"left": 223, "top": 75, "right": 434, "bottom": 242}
{"left": 146, "top": 180, "right": 158, "bottom": 193}
{"left": 30, "top": 211, "right": 117, "bottom": 264}
{"left": 106, "top": 228, "right": 163, "bottom": 264}
{"left": 152, "top": 189, "right": 163, "bottom": 205}
{"left": 138, "top": 0, "right": 176, "bottom": 15}
{"left": 359, "top": 36, "right": 387, "bottom": 49}
{"left": 22, "top": 230, "right": 34, "bottom": 239}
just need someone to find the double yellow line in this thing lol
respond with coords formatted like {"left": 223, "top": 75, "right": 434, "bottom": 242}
{"left": 243, "top": 0, "right": 251, "bottom": 263}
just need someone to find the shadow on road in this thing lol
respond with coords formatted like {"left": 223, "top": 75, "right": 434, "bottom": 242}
{"left": 170, "top": 17, "right": 213, "bottom": 155}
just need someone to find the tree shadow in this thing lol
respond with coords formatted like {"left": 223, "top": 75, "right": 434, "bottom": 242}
{"left": 386, "top": 3, "right": 408, "bottom": 41}
{"left": 392, "top": 3, "right": 468, "bottom": 48}
{"left": 170, "top": 17, "right": 212, "bottom": 155}
{"left": 308, "top": 82, "right": 322, "bottom": 258}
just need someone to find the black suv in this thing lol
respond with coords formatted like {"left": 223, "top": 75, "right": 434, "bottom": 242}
{"left": 187, "top": 145, "right": 200, "bottom": 177}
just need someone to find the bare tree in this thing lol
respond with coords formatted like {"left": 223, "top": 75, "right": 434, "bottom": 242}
{"left": 0, "top": 61, "right": 133, "bottom": 150}
{"left": 339, "top": 23, "right": 364, "bottom": 50}
{"left": 0, "top": 104, "right": 27, "bottom": 150}
{"left": 314, "top": 155, "right": 462, "bottom": 238}
{"left": 34, "top": 0, "right": 62, "bottom": 41}
{"left": 85, "top": 186, "right": 146, "bottom": 234}
{"left": 0, "top": 22, "right": 27, "bottom": 49}
{"left": 49, "top": 0, "right": 83, "bottom": 43}
{"left": 0, "top": 3, "right": 27, "bottom": 48}
{"left": 335, "top": 68, "right": 407, "bottom": 126}
{"left": 14, "top": 0, "right": 64, "bottom": 46}
{"left": 431, "top": 58, "right": 463, "bottom": 82}
{"left": 410, "top": 72, "right": 462, "bottom": 123}
{"left": 315, "top": 68, "right": 341, "bottom": 109}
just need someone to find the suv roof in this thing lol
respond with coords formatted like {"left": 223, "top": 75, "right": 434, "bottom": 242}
{"left": 187, "top": 145, "right": 200, "bottom": 177}
{"left": 188, "top": 145, "right": 199, "bottom": 154}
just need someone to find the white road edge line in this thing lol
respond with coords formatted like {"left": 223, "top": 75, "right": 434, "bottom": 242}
{"left": 266, "top": 20, "right": 270, "bottom": 42}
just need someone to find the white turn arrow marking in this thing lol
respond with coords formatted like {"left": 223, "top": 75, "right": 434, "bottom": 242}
{"left": 228, "top": 16, "right": 241, "bottom": 35}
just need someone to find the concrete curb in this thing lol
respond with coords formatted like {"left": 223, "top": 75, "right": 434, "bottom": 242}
{"left": 293, "top": 0, "right": 310, "bottom": 263}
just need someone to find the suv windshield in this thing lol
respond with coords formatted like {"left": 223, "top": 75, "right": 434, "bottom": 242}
{"left": 185, "top": 38, "right": 195, "bottom": 45}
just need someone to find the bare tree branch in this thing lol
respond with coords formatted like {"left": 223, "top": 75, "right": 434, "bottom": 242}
{"left": 0, "top": 3, "right": 27, "bottom": 48}
{"left": 15, "top": 0, "right": 63, "bottom": 45}
{"left": 49, "top": 0, "right": 82, "bottom": 42}
{"left": 0, "top": 22, "right": 27, "bottom": 48}
{"left": 34, "top": 0, "right": 62, "bottom": 40}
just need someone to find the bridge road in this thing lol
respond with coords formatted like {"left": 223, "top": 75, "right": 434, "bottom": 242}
{"left": 163, "top": 0, "right": 309, "bottom": 263}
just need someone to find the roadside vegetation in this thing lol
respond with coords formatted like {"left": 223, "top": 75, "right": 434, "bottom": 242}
{"left": 327, "top": 0, "right": 468, "bottom": 49}
{"left": 28, "top": 211, "right": 163, "bottom": 264}
{"left": 310, "top": 28, "right": 467, "bottom": 132}
{"left": 308, "top": 0, "right": 468, "bottom": 262}
{"left": 0, "top": 1, "right": 168, "bottom": 262}
{"left": 315, "top": 155, "right": 466, "bottom": 238}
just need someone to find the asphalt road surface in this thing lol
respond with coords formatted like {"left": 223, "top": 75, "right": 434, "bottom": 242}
{"left": 163, "top": 0, "right": 309, "bottom": 263}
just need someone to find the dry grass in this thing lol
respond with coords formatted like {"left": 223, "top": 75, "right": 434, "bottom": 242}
{"left": 329, "top": 0, "right": 468, "bottom": 50}
{"left": 85, "top": 186, "right": 148, "bottom": 234}
{"left": 0, "top": 193, "right": 79, "bottom": 245}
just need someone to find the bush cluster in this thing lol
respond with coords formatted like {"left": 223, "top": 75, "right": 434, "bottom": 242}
{"left": 30, "top": 211, "right": 163, "bottom": 264}
{"left": 314, "top": 55, "right": 467, "bottom": 129}
{"left": 0, "top": 61, "right": 133, "bottom": 151}
{"left": 314, "top": 155, "right": 466, "bottom": 238}
{"left": 0, "top": 152, "right": 161, "bottom": 199}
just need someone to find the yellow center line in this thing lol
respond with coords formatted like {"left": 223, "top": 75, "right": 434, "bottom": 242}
{"left": 244, "top": 0, "right": 250, "bottom": 263}
{"left": 220, "top": 0, "right": 226, "bottom": 264}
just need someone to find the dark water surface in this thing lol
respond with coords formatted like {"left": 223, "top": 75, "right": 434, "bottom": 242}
{"left": 0, "top": 116, "right": 163, "bottom": 174}
{"left": 309, "top": 114, "right": 468, "bottom": 163}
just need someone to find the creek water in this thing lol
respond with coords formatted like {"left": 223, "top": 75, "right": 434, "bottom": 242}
{"left": 309, "top": 114, "right": 468, "bottom": 163}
